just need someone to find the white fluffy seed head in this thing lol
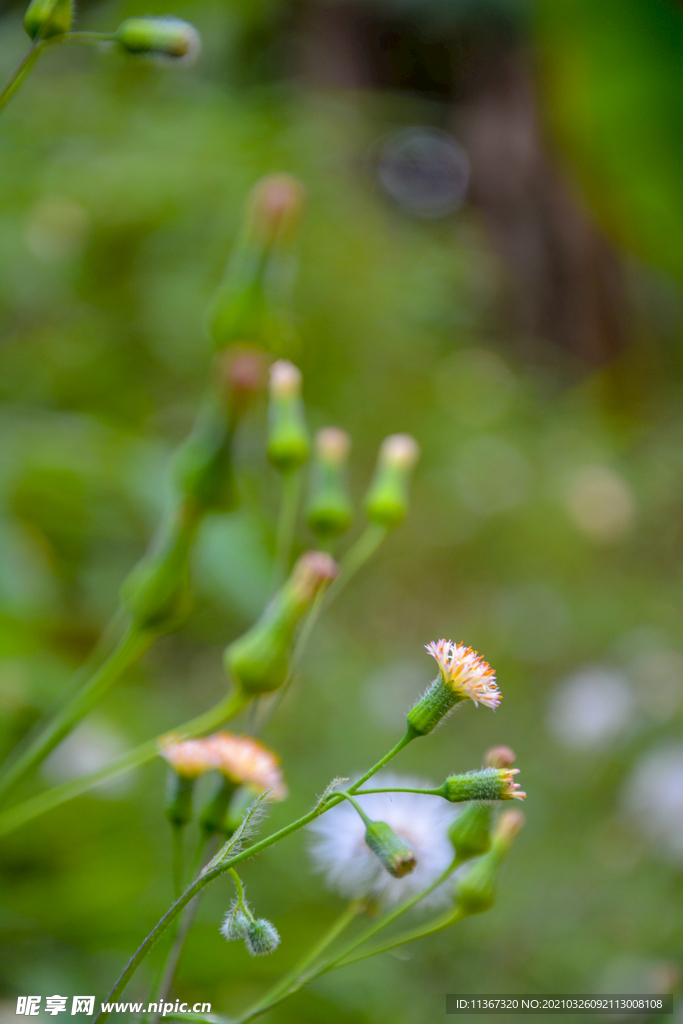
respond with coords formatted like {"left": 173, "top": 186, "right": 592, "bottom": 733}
{"left": 308, "top": 774, "right": 457, "bottom": 910}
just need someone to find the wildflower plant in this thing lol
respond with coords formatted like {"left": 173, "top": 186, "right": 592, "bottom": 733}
{"left": 0, "top": 28, "right": 528, "bottom": 1012}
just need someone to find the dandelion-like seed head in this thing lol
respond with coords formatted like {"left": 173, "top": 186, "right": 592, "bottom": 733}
{"left": 309, "top": 774, "right": 457, "bottom": 910}
{"left": 207, "top": 733, "right": 288, "bottom": 800}
{"left": 158, "top": 736, "right": 217, "bottom": 779}
{"left": 425, "top": 639, "right": 501, "bottom": 710}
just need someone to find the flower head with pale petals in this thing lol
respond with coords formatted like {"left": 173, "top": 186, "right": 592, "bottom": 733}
{"left": 159, "top": 737, "right": 217, "bottom": 779}
{"left": 498, "top": 768, "right": 526, "bottom": 800}
{"left": 207, "top": 733, "right": 288, "bottom": 801}
{"left": 425, "top": 639, "right": 501, "bottom": 710}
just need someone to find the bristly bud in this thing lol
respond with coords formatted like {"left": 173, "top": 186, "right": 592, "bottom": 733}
{"left": 448, "top": 803, "right": 492, "bottom": 861}
{"left": 220, "top": 906, "right": 250, "bottom": 942}
{"left": 244, "top": 918, "right": 281, "bottom": 956}
{"left": 267, "top": 360, "right": 309, "bottom": 472}
{"left": 364, "top": 434, "right": 420, "bottom": 528}
{"left": 306, "top": 428, "right": 353, "bottom": 539}
{"left": 485, "top": 746, "right": 516, "bottom": 769}
{"left": 248, "top": 175, "right": 306, "bottom": 250}
{"left": 115, "top": 17, "right": 201, "bottom": 61}
{"left": 364, "top": 821, "right": 417, "bottom": 878}
{"left": 225, "top": 551, "right": 338, "bottom": 694}
{"left": 440, "top": 768, "right": 525, "bottom": 803}
{"left": 455, "top": 809, "right": 525, "bottom": 915}
{"left": 24, "top": 0, "right": 72, "bottom": 39}
{"left": 407, "top": 639, "right": 500, "bottom": 737}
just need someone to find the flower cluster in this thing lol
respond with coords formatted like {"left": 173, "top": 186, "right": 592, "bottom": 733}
{"left": 159, "top": 732, "right": 287, "bottom": 800}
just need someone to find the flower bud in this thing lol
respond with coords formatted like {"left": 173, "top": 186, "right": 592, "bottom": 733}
{"left": 448, "top": 803, "right": 492, "bottom": 861}
{"left": 364, "top": 434, "right": 419, "bottom": 529}
{"left": 220, "top": 907, "right": 250, "bottom": 942}
{"left": 440, "top": 768, "right": 525, "bottom": 803}
{"left": 225, "top": 551, "right": 338, "bottom": 694}
{"left": 407, "top": 640, "right": 501, "bottom": 737}
{"left": 485, "top": 746, "right": 516, "bottom": 769}
{"left": 115, "top": 17, "right": 201, "bottom": 61}
{"left": 306, "top": 428, "right": 353, "bottom": 539}
{"left": 248, "top": 175, "right": 306, "bottom": 250}
{"left": 214, "top": 346, "right": 267, "bottom": 422}
{"left": 267, "top": 360, "right": 309, "bottom": 472}
{"left": 164, "top": 771, "right": 195, "bottom": 828}
{"left": 244, "top": 918, "right": 281, "bottom": 956}
{"left": 24, "top": 0, "right": 72, "bottom": 39}
{"left": 456, "top": 809, "right": 525, "bottom": 915}
{"left": 364, "top": 821, "right": 417, "bottom": 878}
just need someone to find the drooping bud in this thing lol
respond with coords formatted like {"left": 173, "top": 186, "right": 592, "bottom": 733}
{"left": 306, "top": 428, "right": 353, "bottom": 539}
{"left": 225, "top": 551, "right": 338, "bottom": 694}
{"left": 456, "top": 809, "right": 525, "bottom": 915}
{"left": 364, "top": 821, "right": 417, "bottom": 879}
{"left": 440, "top": 768, "right": 525, "bottom": 803}
{"left": 485, "top": 746, "right": 516, "bottom": 769}
{"left": 448, "top": 803, "right": 492, "bottom": 861}
{"left": 24, "top": 0, "right": 72, "bottom": 39}
{"left": 407, "top": 640, "right": 500, "bottom": 737}
{"left": 244, "top": 918, "right": 281, "bottom": 956}
{"left": 115, "top": 17, "right": 201, "bottom": 61}
{"left": 220, "top": 906, "right": 250, "bottom": 942}
{"left": 364, "top": 434, "right": 419, "bottom": 529}
{"left": 121, "top": 505, "right": 200, "bottom": 632}
{"left": 267, "top": 361, "right": 309, "bottom": 472}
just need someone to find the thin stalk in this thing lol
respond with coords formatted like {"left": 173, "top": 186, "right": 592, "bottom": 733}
{"left": 0, "top": 626, "right": 151, "bottom": 802}
{"left": 272, "top": 469, "right": 301, "bottom": 588}
{"left": 339, "top": 792, "right": 372, "bottom": 826}
{"left": 172, "top": 825, "right": 185, "bottom": 901}
{"left": 355, "top": 786, "right": 441, "bottom": 796}
{"left": 347, "top": 731, "right": 415, "bottom": 794}
{"left": 0, "top": 32, "right": 114, "bottom": 113}
{"left": 332, "top": 906, "right": 466, "bottom": 969}
{"left": 0, "top": 690, "right": 249, "bottom": 837}
{"left": 324, "top": 523, "right": 387, "bottom": 605}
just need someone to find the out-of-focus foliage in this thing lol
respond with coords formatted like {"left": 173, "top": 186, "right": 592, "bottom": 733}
{"left": 1, "top": 0, "right": 683, "bottom": 1021}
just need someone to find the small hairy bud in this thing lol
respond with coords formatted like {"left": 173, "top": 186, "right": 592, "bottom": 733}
{"left": 364, "top": 821, "right": 417, "bottom": 879}
{"left": 24, "top": 0, "right": 72, "bottom": 39}
{"left": 485, "top": 746, "right": 516, "bottom": 769}
{"left": 364, "top": 433, "right": 420, "bottom": 528}
{"left": 441, "top": 768, "right": 525, "bottom": 803}
{"left": 220, "top": 907, "right": 250, "bottom": 942}
{"left": 115, "top": 17, "right": 201, "bottom": 61}
{"left": 244, "top": 918, "right": 281, "bottom": 956}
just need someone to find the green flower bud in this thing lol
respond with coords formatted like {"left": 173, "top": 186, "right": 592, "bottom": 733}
{"left": 115, "top": 17, "right": 201, "bottom": 60}
{"left": 220, "top": 907, "right": 250, "bottom": 942}
{"left": 200, "top": 777, "right": 237, "bottom": 835}
{"left": 214, "top": 346, "right": 267, "bottom": 422}
{"left": 364, "top": 434, "right": 419, "bottom": 528}
{"left": 364, "top": 821, "right": 417, "bottom": 878}
{"left": 306, "top": 427, "right": 353, "bottom": 539}
{"left": 164, "top": 770, "right": 195, "bottom": 828}
{"left": 407, "top": 677, "right": 465, "bottom": 737}
{"left": 440, "top": 768, "right": 525, "bottom": 803}
{"left": 407, "top": 640, "right": 501, "bottom": 737}
{"left": 245, "top": 918, "right": 280, "bottom": 956}
{"left": 456, "top": 809, "right": 525, "bottom": 915}
{"left": 120, "top": 506, "right": 199, "bottom": 633}
{"left": 267, "top": 360, "right": 309, "bottom": 472}
{"left": 225, "top": 551, "right": 338, "bottom": 694}
{"left": 448, "top": 803, "right": 492, "bottom": 861}
{"left": 24, "top": 0, "right": 72, "bottom": 39}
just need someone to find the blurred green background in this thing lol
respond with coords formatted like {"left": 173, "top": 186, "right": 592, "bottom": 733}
{"left": 1, "top": 0, "right": 683, "bottom": 1021}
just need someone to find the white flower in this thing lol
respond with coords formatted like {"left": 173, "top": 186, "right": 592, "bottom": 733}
{"left": 426, "top": 639, "right": 501, "bottom": 709}
{"left": 308, "top": 774, "right": 457, "bottom": 910}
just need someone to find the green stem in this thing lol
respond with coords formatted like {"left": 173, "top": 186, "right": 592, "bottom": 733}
{"left": 238, "top": 902, "right": 362, "bottom": 1023}
{"left": 172, "top": 825, "right": 185, "bottom": 901}
{"left": 228, "top": 868, "right": 250, "bottom": 915}
{"left": 272, "top": 469, "right": 301, "bottom": 589}
{"left": 339, "top": 792, "right": 372, "bottom": 827}
{"left": 324, "top": 523, "right": 387, "bottom": 604}
{"left": 355, "top": 786, "right": 441, "bottom": 796}
{"left": 332, "top": 905, "right": 466, "bottom": 969}
{"left": 0, "top": 690, "right": 249, "bottom": 837}
{"left": 347, "top": 731, "right": 415, "bottom": 794}
{"left": 0, "top": 626, "right": 150, "bottom": 803}
{"left": 0, "top": 32, "right": 114, "bottom": 113}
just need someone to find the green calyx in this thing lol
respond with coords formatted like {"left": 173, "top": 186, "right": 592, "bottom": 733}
{"left": 115, "top": 17, "right": 199, "bottom": 58}
{"left": 267, "top": 394, "right": 309, "bottom": 473}
{"left": 448, "top": 803, "right": 492, "bottom": 861}
{"left": 24, "top": 0, "right": 72, "bottom": 39}
{"left": 200, "top": 777, "right": 237, "bottom": 835}
{"left": 364, "top": 821, "right": 417, "bottom": 878}
{"left": 174, "top": 406, "right": 236, "bottom": 514}
{"left": 364, "top": 461, "right": 410, "bottom": 528}
{"left": 406, "top": 676, "right": 463, "bottom": 737}
{"left": 441, "top": 768, "right": 516, "bottom": 803}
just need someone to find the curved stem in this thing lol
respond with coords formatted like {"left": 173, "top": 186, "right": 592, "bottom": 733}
{"left": 355, "top": 786, "right": 441, "bottom": 796}
{"left": 347, "top": 731, "right": 414, "bottom": 794}
{"left": 0, "top": 690, "right": 249, "bottom": 837}
{"left": 172, "top": 826, "right": 185, "bottom": 901}
{"left": 0, "top": 626, "right": 150, "bottom": 803}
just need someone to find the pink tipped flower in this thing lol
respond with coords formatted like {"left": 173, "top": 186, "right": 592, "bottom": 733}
{"left": 425, "top": 639, "right": 501, "bottom": 710}
{"left": 159, "top": 737, "right": 217, "bottom": 779}
{"left": 207, "top": 733, "right": 288, "bottom": 800}
{"left": 499, "top": 768, "right": 526, "bottom": 800}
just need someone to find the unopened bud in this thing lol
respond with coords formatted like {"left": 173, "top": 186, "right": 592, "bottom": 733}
{"left": 24, "top": 0, "right": 72, "bottom": 39}
{"left": 245, "top": 918, "right": 281, "bottom": 956}
{"left": 306, "top": 428, "right": 353, "bottom": 539}
{"left": 220, "top": 907, "right": 250, "bottom": 942}
{"left": 248, "top": 175, "right": 306, "bottom": 249}
{"left": 364, "top": 434, "right": 419, "bottom": 528}
{"left": 364, "top": 821, "right": 417, "bottom": 878}
{"left": 456, "top": 809, "right": 525, "bottom": 915}
{"left": 485, "top": 746, "right": 516, "bottom": 769}
{"left": 121, "top": 508, "right": 198, "bottom": 632}
{"left": 440, "top": 768, "right": 525, "bottom": 803}
{"left": 115, "top": 17, "right": 201, "bottom": 61}
{"left": 174, "top": 410, "right": 235, "bottom": 514}
{"left": 225, "top": 551, "right": 338, "bottom": 694}
{"left": 448, "top": 804, "right": 492, "bottom": 861}
{"left": 214, "top": 346, "right": 267, "bottom": 420}
{"left": 267, "top": 360, "right": 309, "bottom": 472}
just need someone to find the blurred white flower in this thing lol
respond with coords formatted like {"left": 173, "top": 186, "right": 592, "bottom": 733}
{"left": 309, "top": 774, "right": 456, "bottom": 910}
{"left": 562, "top": 466, "right": 636, "bottom": 543}
{"left": 547, "top": 668, "right": 634, "bottom": 750}
{"left": 622, "top": 745, "right": 683, "bottom": 863}
{"left": 42, "top": 719, "right": 133, "bottom": 796}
